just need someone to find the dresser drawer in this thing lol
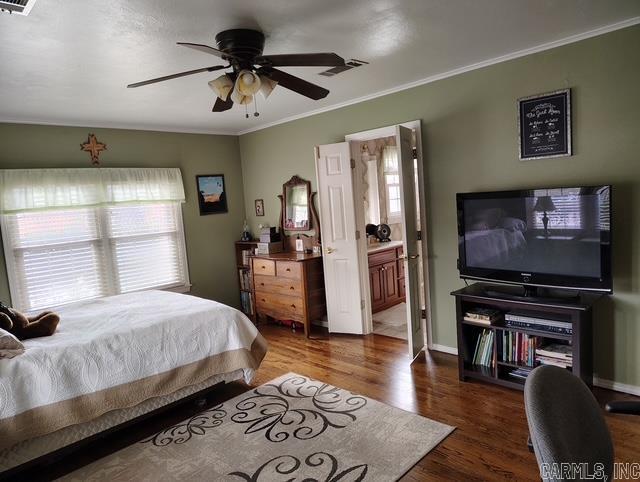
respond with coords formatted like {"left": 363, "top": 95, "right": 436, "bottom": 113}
{"left": 254, "top": 274, "right": 303, "bottom": 296}
{"left": 253, "top": 258, "right": 275, "bottom": 276}
{"left": 276, "top": 260, "right": 302, "bottom": 279}
{"left": 255, "top": 291, "right": 304, "bottom": 320}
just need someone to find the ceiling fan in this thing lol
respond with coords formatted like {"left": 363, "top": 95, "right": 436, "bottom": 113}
{"left": 127, "top": 29, "right": 345, "bottom": 116}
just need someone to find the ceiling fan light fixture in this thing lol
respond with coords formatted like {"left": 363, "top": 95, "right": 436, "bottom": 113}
{"left": 235, "top": 70, "right": 261, "bottom": 96}
{"left": 208, "top": 74, "right": 234, "bottom": 101}
{"left": 231, "top": 85, "right": 253, "bottom": 105}
{"left": 258, "top": 75, "right": 278, "bottom": 99}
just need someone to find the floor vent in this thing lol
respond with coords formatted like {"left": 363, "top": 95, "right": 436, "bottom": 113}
{"left": 0, "top": 0, "right": 37, "bottom": 16}
{"left": 319, "top": 59, "right": 369, "bottom": 77}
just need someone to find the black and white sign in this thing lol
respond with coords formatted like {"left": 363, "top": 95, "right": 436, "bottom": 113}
{"left": 518, "top": 89, "right": 571, "bottom": 160}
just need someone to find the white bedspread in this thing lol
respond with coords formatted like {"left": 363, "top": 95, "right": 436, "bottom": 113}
{"left": 0, "top": 290, "right": 262, "bottom": 422}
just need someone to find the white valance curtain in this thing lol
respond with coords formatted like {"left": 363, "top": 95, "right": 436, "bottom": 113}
{"left": 0, "top": 168, "right": 185, "bottom": 213}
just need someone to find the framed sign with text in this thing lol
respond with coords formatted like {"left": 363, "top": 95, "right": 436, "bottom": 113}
{"left": 518, "top": 88, "right": 571, "bottom": 160}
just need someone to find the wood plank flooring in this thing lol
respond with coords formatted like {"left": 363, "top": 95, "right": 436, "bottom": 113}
{"left": 11, "top": 324, "right": 640, "bottom": 481}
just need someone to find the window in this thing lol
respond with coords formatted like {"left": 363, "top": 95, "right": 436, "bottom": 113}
{"left": 0, "top": 168, "right": 188, "bottom": 312}
{"left": 2, "top": 203, "right": 189, "bottom": 311}
{"left": 382, "top": 146, "right": 402, "bottom": 223}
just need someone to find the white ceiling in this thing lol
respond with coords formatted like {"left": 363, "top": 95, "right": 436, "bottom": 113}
{"left": 1, "top": 1, "right": 638, "bottom": 135}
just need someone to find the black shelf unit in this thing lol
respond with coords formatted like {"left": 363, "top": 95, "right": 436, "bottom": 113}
{"left": 452, "top": 283, "right": 603, "bottom": 390}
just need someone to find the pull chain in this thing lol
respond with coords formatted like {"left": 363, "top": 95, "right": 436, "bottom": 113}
{"left": 254, "top": 96, "right": 259, "bottom": 117}
{"left": 245, "top": 103, "right": 249, "bottom": 119}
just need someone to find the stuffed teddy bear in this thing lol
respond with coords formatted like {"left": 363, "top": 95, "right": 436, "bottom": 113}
{"left": 0, "top": 302, "right": 59, "bottom": 340}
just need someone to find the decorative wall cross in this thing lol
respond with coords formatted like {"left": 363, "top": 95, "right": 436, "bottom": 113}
{"left": 81, "top": 134, "right": 107, "bottom": 166}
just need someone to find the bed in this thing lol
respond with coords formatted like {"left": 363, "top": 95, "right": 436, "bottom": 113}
{"left": 0, "top": 290, "right": 267, "bottom": 472}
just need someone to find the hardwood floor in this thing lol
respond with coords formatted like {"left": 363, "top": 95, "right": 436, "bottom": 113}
{"left": 10, "top": 324, "right": 640, "bottom": 481}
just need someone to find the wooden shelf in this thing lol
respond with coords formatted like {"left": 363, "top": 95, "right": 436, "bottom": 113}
{"left": 452, "top": 282, "right": 602, "bottom": 391}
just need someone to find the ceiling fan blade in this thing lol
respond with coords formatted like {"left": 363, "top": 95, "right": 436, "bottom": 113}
{"left": 212, "top": 96, "right": 234, "bottom": 112}
{"left": 177, "top": 42, "right": 240, "bottom": 61}
{"left": 256, "top": 53, "right": 345, "bottom": 67}
{"left": 127, "top": 65, "right": 227, "bottom": 88}
{"left": 261, "top": 68, "right": 329, "bottom": 100}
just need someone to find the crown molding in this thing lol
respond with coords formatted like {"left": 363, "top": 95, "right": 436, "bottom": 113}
{"left": 237, "top": 16, "right": 640, "bottom": 136}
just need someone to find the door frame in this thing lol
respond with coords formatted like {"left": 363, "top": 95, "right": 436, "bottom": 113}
{"left": 344, "top": 120, "right": 433, "bottom": 351}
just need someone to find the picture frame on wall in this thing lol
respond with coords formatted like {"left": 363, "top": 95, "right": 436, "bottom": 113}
{"left": 255, "top": 199, "right": 265, "bottom": 217}
{"left": 196, "top": 174, "right": 228, "bottom": 215}
{"left": 518, "top": 88, "right": 571, "bottom": 160}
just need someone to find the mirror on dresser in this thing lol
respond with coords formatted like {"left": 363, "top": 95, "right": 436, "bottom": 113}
{"left": 278, "top": 175, "right": 321, "bottom": 251}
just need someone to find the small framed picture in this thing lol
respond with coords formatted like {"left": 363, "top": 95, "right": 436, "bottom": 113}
{"left": 518, "top": 88, "right": 571, "bottom": 160}
{"left": 196, "top": 174, "right": 228, "bottom": 215}
{"left": 255, "top": 199, "right": 265, "bottom": 217}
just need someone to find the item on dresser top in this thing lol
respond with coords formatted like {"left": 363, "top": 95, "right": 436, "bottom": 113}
{"left": 0, "top": 328, "right": 25, "bottom": 359}
{"left": 0, "top": 302, "right": 60, "bottom": 341}
{"left": 259, "top": 231, "right": 281, "bottom": 243}
{"left": 256, "top": 241, "right": 283, "bottom": 254}
{"left": 240, "top": 219, "right": 252, "bottom": 242}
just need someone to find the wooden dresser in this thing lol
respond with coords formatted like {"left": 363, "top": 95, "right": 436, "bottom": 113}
{"left": 251, "top": 252, "right": 326, "bottom": 337}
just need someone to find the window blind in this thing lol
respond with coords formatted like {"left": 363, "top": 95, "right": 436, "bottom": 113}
{"left": 107, "top": 204, "right": 187, "bottom": 293}
{"left": 2, "top": 202, "right": 189, "bottom": 312}
{"left": 3, "top": 208, "right": 109, "bottom": 310}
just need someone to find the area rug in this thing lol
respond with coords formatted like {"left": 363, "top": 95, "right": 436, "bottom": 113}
{"left": 62, "top": 373, "right": 454, "bottom": 481}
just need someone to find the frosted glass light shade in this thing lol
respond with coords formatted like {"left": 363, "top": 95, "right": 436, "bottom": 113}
{"left": 259, "top": 75, "right": 278, "bottom": 99}
{"left": 235, "top": 70, "right": 261, "bottom": 96}
{"left": 208, "top": 74, "right": 234, "bottom": 101}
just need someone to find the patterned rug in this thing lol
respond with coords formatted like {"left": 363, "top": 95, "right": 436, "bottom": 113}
{"left": 62, "top": 373, "right": 454, "bottom": 481}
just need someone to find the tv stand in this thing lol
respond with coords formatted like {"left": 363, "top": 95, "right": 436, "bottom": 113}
{"left": 451, "top": 282, "right": 604, "bottom": 390}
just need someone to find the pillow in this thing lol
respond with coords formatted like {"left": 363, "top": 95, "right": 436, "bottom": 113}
{"left": 0, "top": 328, "right": 25, "bottom": 359}
{"left": 501, "top": 217, "right": 527, "bottom": 232}
{"left": 474, "top": 208, "right": 506, "bottom": 230}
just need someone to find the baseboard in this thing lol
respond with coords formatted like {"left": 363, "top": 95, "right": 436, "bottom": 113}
{"left": 429, "top": 344, "right": 458, "bottom": 355}
{"left": 427, "top": 344, "right": 640, "bottom": 396}
{"left": 593, "top": 377, "right": 640, "bottom": 397}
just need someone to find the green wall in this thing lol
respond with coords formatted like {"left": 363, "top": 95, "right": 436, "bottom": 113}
{"left": 239, "top": 25, "right": 640, "bottom": 387}
{"left": 0, "top": 125, "right": 245, "bottom": 309}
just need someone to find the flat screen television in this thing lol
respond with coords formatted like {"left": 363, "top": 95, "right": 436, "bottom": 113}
{"left": 457, "top": 185, "right": 612, "bottom": 293}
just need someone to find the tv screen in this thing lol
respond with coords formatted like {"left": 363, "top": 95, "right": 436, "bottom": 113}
{"left": 457, "top": 185, "right": 612, "bottom": 292}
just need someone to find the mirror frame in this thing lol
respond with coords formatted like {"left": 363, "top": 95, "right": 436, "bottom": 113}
{"left": 278, "top": 175, "right": 322, "bottom": 248}
{"left": 282, "top": 175, "right": 311, "bottom": 232}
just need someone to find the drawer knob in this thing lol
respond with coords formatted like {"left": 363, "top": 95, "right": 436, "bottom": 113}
{"left": 289, "top": 286, "right": 295, "bottom": 290}
{"left": 260, "top": 282, "right": 265, "bottom": 286}
{"left": 290, "top": 304, "right": 296, "bottom": 308}
{"left": 261, "top": 298, "right": 266, "bottom": 302}
{"left": 286, "top": 268, "right": 291, "bottom": 272}
{"left": 261, "top": 266, "right": 266, "bottom": 269}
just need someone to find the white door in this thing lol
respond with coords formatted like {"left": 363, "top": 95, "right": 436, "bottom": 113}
{"left": 315, "top": 142, "right": 365, "bottom": 334}
{"left": 396, "top": 125, "right": 426, "bottom": 359}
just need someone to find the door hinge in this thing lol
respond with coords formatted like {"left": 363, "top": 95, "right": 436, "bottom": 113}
{"left": 421, "top": 309, "right": 427, "bottom": 319}
{"left": 350, "top": 158, "right": 355, "bottom": 169}
{"left": 355, "top": 230, "right": 360, "bottom": 240}
{"left": 417, "top": 230, "right": 422, "bottom": 241}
